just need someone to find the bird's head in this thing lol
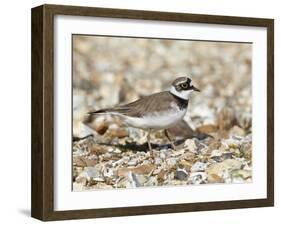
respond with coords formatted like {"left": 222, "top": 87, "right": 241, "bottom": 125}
{"left": 169, "top": 76, "right": 200, "bottom": 100}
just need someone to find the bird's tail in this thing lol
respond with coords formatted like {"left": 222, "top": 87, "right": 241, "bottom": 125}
{"left": 83, "top": 108, "right": 113, "bottom": 125}
{"left": 87, "top": 108, "right": 116, "bottom": 115}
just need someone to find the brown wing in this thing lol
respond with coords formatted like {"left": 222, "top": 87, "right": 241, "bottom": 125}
{"left": 112, "top": 91, "right": 178, "bottom": 117}
{"left": 88, "top": 91, "right": 188, "bottom": 117}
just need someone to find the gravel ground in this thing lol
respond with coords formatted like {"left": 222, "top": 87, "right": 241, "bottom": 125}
{"left": 72, "top": 35, "right": 252, "bottom": 191}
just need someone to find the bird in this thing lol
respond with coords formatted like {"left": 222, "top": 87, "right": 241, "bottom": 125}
{"left": 87, "top": 76, "right": 200, "bottom": 152}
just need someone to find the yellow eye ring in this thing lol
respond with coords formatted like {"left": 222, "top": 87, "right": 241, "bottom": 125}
{"left": 181, "top": 83, "right": 188, "bottom": 89}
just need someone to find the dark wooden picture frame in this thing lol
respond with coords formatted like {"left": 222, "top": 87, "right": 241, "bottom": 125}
{"left": 31, "top": 4, "right": 274, "bottom": 221}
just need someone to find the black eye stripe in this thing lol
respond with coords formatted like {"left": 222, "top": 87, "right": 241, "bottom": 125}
{"left": 176, "top": 83, "right": 190, "bottom": 91}
{"left": 174, "top": 78, "right": 192, "bottom": 91}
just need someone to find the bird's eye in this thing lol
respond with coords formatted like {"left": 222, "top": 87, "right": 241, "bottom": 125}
{"left": 181, "top": 83, "right": 188, "bottom": 89}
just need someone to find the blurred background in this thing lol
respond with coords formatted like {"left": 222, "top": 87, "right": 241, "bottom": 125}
{"left": 73, "top": 35, "right": 251, "bottom": 136}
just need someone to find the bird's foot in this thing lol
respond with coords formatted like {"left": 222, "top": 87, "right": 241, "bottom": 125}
{"left": 171, "top": 142, "right": 177, "bottom": 151}
{"left": 147, "top": 142, "right": 152, "bottom": 152}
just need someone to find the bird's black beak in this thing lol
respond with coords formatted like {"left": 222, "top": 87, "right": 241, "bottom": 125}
{"left": 191, "top": 85, "right": 200, "bottom": 92}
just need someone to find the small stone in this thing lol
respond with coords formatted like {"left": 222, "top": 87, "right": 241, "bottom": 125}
{"left": 188, "top": 172, "right": 207, "bottom": 184}
{"left": 127, "top": 172, "right": 142, "bottom": 187}
{"left": 107, "top": 147, "right": 114, "bottom": 152}
{"left": 73, "top": 167, "right": 83, "bottom": 179}
{"left": 103, "top": 168, "right": 115, "bottom": 178}
{"left": 182, "top": 152, "right": 196, "bottom": 161}
{"left": 231, "top": 169, "right": 252, "bottom": 180}
{"left": 221, "top": 152, "right": 233, "bottom": 160}
{"left": 184, "top": 139, "right": 199, "bottom": 153}
{"left": 179, "top": 160, "right": 192, "bottom": 171}
{"left": 101, "top": 152, "right": 113, "bottom": 161}
{"left": 145, "top": 176, "right": 158, "bottom": 186}
{"left": 207, "top": 173, "right": 223, "bottom": 183}
{"left": 92, "top": 116, "right": 109, "bottom": 135}
{"left": 92, "top": 177, "right": 105, "bottom": 182}
{"left": 208, "top": 139, "right": 222, "bottom": 150}
{"left": 210, "top": 149, "right": 223, "bottom": 162}
{"left": 191, "top": 161, "right": 207, "bottom": 172}
{"left": 152, "top": 168, "right": 162, "bottom": 175}
{"left": 206, "top": 159, "right": 243, "bottom": 182}
{"left": 154, "top": 157, "right": 162, "bottom": 165}
{"left": 73, "top": 156, "right": 98, "bottom": 167}
{"left": 196, "top": 124, "right": 218, "bottom": 134}
{"left": 171, "top": 149, "right": 185, "bottom": 157}
{"left": 159, "top": 152, "right": 166, "bottom": 159}
{"left": 112, "top": 158, "right": 125, "bottom": 167}
{"left": 142, "top": 160, "right": 151, "bottom": 165}
{"left": 108, "top": 127, "right": 129, "bottom": 138}
{"left": 119, "top": 172, "right": 148, "bottom": 188}
{"left": 73, "top": 156, "right": 87, "bottom": 167}
{"left": 73, "top": 182, "right": 86, "bottom": 191}
{"left": 113, "top": 148, "right": 122, "bottom": 154}
{"left": 75, "top": 176, "right": 87, "bottom": 185}
{"left": 76, "top": 166, "right": 103, "bottom": 183}
{"left": 166, "top": 171, "right": 175, "bottom": 181}
{"left": 93, "top": 183, "right": 114, "bottom": 189}
{"left": 175, "top": 168, "right": 188, "bottom": 180}
{"left": 117, "top": 164, "right": 155, "bottom": 177}
{"left": 210, "top": 149, "right": 222, "bottom": 157}
{"left": 221, "top": 138, "right": 241, "bottom": 149}
{"left": 89, "top": 144, "right": 108, "bottom": 155}
{"left": 157, "top": 169, "right": 166, "bottom": 182}
{"left": 229, "top": 125, "right": 245, "bottom": 137}
{"left": 127, "top": 159, "right": 138, "bottom": 166}
{"left": 210, "top": 149, "right": 232, "bottom": 161}
{"left": 242, "top": 146, "right": 252, "bottom": 160}
{"left": 231, "top": 176, "right": 245, "bottom": 183}
{"left": 166, "top": 158, "right": 178, "bottom": 167}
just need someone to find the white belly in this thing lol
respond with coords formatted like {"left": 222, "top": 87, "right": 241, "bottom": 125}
{"left": 123, "top": 108, "right": 187, "bottom": 130}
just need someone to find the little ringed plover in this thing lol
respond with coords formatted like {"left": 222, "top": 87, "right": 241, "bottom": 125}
{"left": 88, "top": 76, "right": 200, "bottom": 151}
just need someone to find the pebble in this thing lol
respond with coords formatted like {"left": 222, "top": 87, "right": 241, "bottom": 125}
{"left": 159, "top": 152, "right": 166, "bottom": 159}
{"left": 166, "top": 158, "right": 178, "bottom": 167}
{"left": 188, "top": 172, "right": 207, "bottom": 184}
{"left": 107, "top": 126, "right": 129, "bottom": 138}
{"left": 206, "top": 159, "right": 243, "bottom": 183}
{"left": 76, "top": 166, "right": 104, "bottom": 183}
{"left": 154, "top": 157, "right": 162, "bottom": 165}
{"left": 196, "top": 124, "right": 218, "bottom": 134}
{"left": 117, "top": 164, "right": 155, "bottom": 177}
{"left": 175, "top": 169, "right": 189, "bottom": 180}
{"left": 184, "top": 139, "right": 199, "bottom": 153}
{"left": 191, "top": 161, "right": 207, "bottom": 172}
{"left": 229, "top": 125, "right": 245, "bottom": 137}
{"left": 113, "top": 148, "right": 122, "bottom": 154}
{"left": 127, "top": 159, "right": 138, "bottom": 166}
{"left": 92, "top": 116, "right": 109, "bottom": 135}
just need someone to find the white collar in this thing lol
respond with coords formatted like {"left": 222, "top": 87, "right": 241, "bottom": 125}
{"left": 169, "top": 86, "right": 193, "bottom": 100}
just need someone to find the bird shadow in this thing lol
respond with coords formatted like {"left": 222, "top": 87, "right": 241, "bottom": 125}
{"left": 98, "top": 141, "right": 153, "bottom": 152}
{"left": 98, "top": 139, "right": 187, "bottom": 153}
{"left": 74, "top": 133, "right": 211, "bottom": 153}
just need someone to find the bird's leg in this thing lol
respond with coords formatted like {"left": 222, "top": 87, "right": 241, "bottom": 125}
{"left": 164, "top": 129, "right": 177, "bottom": 151}
{"left": 147, "top": 129, "right": 152, "bottom": 152}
